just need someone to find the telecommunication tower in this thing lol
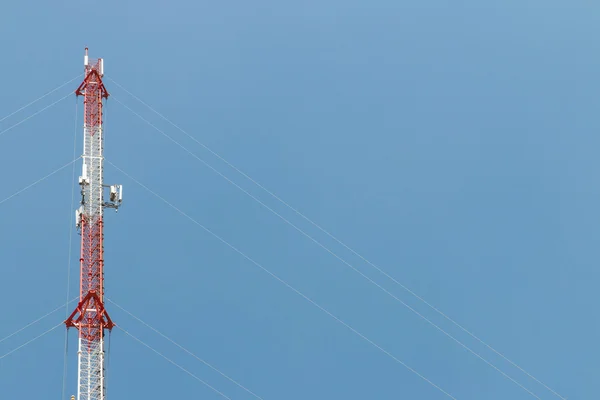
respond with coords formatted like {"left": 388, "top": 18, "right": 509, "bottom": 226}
{"left": 65, "top": 48, "right": 123, "bottom": 400}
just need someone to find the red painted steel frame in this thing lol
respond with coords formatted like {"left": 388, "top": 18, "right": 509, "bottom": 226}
{"left": 65, "top": 59, "right": 113, "bottom": 342}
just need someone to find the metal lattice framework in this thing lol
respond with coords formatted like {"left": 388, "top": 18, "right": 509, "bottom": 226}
{"left": 65, "top": 48, "right": 122, "bottom": 400}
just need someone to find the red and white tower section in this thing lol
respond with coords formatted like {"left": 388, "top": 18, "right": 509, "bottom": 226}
{"left": 65, "top": 48, "right": 123, "bottom": 400}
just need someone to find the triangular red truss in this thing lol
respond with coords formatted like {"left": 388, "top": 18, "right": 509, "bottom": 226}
{"left": 65, "top": 290, "right": 115, "bottom": 330}
{"left": 75, "top": 69, "right": 109, "bottom": 98}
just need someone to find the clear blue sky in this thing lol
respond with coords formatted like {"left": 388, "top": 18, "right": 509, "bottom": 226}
{"left": 0, "top": 1, "right": 598, "bottom": 399}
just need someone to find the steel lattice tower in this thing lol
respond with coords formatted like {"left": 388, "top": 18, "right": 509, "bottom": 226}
{"left": 65, "top": 48, "right": 122, "bottom": 400}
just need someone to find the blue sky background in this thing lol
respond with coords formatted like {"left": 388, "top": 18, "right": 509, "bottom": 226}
{"left": 0, "top": 1, "right": 598, "bottom": 399}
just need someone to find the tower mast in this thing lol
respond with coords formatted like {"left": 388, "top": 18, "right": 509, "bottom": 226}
{"left": 65, "top": 48, "right": 123, "bottom": 400}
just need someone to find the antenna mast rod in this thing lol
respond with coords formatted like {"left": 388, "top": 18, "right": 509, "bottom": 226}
{"left": 65, "top": 48, "right": 123, "bottom": 400}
